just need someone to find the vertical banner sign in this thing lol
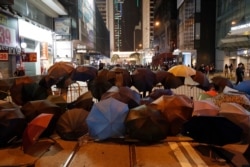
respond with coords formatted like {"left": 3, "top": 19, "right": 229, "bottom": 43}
{"left": 0, "top": 13, "right": 20, "bottom": 55}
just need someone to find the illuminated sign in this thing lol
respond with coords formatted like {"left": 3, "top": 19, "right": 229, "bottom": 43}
{"left": 0, "top": 52, "right": 8, "bottom": 60}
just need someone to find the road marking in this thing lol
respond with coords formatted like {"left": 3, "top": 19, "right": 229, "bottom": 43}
{"left": 181, "top": 142, "right": 208, "bottom": 167}
{"left": 169, "top": 142, "right": 192, "bottom": 167}
{"left": 169, "top": 142, "right": 208, "bottom": 167}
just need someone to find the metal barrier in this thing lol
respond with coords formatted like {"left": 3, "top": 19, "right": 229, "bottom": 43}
{"left": 171, "top": 85, "right": 205, "bottom": 100}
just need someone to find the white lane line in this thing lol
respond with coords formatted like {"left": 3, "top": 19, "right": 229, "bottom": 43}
{"left": 181, "top": 142, "right": 208, "bottom": 167}
{"left": 169, "top": 142, "right": 192, "bottom": 167}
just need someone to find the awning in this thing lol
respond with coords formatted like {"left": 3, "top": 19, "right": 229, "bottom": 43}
{"left": 217, "top": 35, "right": 250, "bottom": 50}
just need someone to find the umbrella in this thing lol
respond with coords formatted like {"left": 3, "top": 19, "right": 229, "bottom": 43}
{"left": 87, "top": 76, "right": 113, "bottom": 101}
{"left": 125, "top": 104, "right": 169, "bottom": 143}
{"left": 148, "top": 89, "right": 173, "bottom": 100}
{"left": 168, "top": 65, "right": 196, "bottom": 77}
{"left": 10, "top": 76, "right": 35, "bottom": 106}
{"left": 155, "top": 70, "right": 184, "bottom": 89}
{"left": 22, "top": 113, "right": 54, "bottom": 153}
{"left": 211, "top": 93, "right": 250, "bottom": 111}
{"left": 150, "top": 94, "right": 193, "bottom": 135}
{"left": 101, "top": 86, "right": 141, "bottom": 109}
{"left": 192, "top": 100, "right": 219, "bottom": 116}
{"left": 56, "top": 108, "right": 89, "bottom": 141}
{"left": 72, "top": 65, "right": 98, "bottom": 82}
{"left": 219, "top": 102, "right": 250, "bottom": 143}
{"left": 234, "top": 80, "right": 250, "bottom": 95}
{"left": 0, "top": 102, "right": 27, "bottom": 147}
{"left": 181, "top": 116, "right": 243, "bottom": 146}
{"left": 22, "top": 82, "right": 49, "bottom": 104}
{"left": 67, "top": 91, "right": 94, "bottom": 111}
{"left": 131, "top": 68, "right": 157, "bottom": 97}
{"left": 211, "top": 76, "right": 234, "bottom": 93}
{"left": 107, "top": 67, "right": 132, "bottom": 87}
{"left": 21, "top": 100, "right": 63, "bottom": 136}
{"left": 46, "top": 95, "right": 68, "bottom": 112}
{"left": 191, "top": 71, "right": 210, "bottom": 91}
{"left": 45, "top": 62, "right": 75, "bottom": 88}
{"left": 86, "top": 97, "right": 129, "bottom": 140}
{"left": 0, "top": 80, "right": 10, "bottom": 100}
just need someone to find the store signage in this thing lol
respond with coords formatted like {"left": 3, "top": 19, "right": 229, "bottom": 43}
{"left": 22, "top": 52, "right": 37, "bottom": 62}
{"left": 0, "top": 24, "right": 17, "bottom": 47}
{"left": 0, "top": 52, "right": 8, "bottom": 60}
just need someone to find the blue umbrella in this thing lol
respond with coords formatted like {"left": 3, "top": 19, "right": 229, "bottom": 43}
{"left": 234, "top": 80, "right": 250, "bottom": 95}
{"left": 86, "top": 97, "right": 129, "bottom": 140}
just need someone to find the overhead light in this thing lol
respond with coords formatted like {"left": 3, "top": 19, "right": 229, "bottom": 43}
{"left": 42, "top": 0, "right": 67, "bottom": 15}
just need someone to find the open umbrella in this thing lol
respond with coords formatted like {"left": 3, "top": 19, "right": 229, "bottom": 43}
{"left": 22, "top": 82, "right": 49, "bottom": 104}
{"left": 67, "top": 91, "right": 94, "bottom": 111}
{"left": 131, "top": 68, "right": 157, "bottom": 97}
{"left": 46, "top": 95, "right": 68, "bottom": 112}
{"left": 211, "top": 93, "right": 250, "bottom": 111}
{"left": 87, "top": 76, "right": 113, "bottom": 101}
{"left": 155, "top": 70, "right": 184, "bottom": 89}
{"left": 192, "top": 100, "right": 219, "bottom": 116}
{"left": 101, "top": 86, "right": 141, "bottom": 109}
{"left": 219, "top": 102, "right": 250, "bottom": 143}
{"left": 107, "top": 67, "right": 132, "bottom": 87}
{"left": 125, "top": 104, "right": 169, "bottom": 143}
{"left": 72, "top": 65, "right": 98, "bottom": 82}
{"left": 168, "top": 65, "right": 196, "bottom": 77}
{"left": 45, "top": 61, "right": 75, "bottom": 88}
{"left": 211, "top": 76, "right": 234, "bottom": 93}
{"left": 150, "top": 94, "right": 193, "bottom": 135}
{"left": 0, "top": 80, "right": 10, "bottom": 100}
{"left": 191, "top": 71, "right": 210, "bottom": 91}
{"left": 56, "top": 108, "right": 89, "bottom": 141}
{"left": 10, "top": 76, "right": 35, "bottom": 106}
{"left": 0, "top": 102, "right": 27, "bottom": 147}
{"left": 21, "top": 100, "right": 63, "bottom": 136}
{"left": 181, "top": 116, "right": 243, "bottom": 146}
{"left": 22, "top": 113, "right": 54, "bottom": 153}
{"left": 148, "top": 89, "right": 173, "bottom": 100}
{"left": 234, "top": 80, "right": 250, "bottom": 95}
{"left": 86, "top": 97, "right": 129, "bottom": 140}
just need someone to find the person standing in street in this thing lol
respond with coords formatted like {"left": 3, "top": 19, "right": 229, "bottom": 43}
{"left": 235, "top": 63, "right": 244, "bottom": 85}
{"left": 224, "top": 64, "right": 229, "bottom": 78}
{"left": 229, "top": 63, "right": 233, "bottom": 79}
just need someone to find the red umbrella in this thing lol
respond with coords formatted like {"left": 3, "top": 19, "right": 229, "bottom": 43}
{"left": 22, "top": 113, "right": 53, "bottom": 153}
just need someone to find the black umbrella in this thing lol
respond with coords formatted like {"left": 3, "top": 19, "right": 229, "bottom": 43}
{"left": 125, "top": 104, "right": 169, "bottom": 143}
{"left": 0, "top": 102, "right": 27, "bottom": 147}
{"left": 181, "top": 116, "right": 243, "bottom": 146}
{"left": 56, "top": 108, "right": 89, "bottom": 141}
{"left": 107, "top": 67, "right": 132, "bottom": 87}
{"left": 0, "top": 80, "right": 10, "bottom": 100}
{"left": 211, "top": 76, "right": 234, "bottom": 93}
{"left": 72, "top": 65, "right": 98, "bottom": 82}
{"left": 67, "top": 91, "right": 94, "bottom": 111}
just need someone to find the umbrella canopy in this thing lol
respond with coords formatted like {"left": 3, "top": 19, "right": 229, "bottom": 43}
{"left": 234, "top": 80, "right": 250, "bottom": 95}
{"left": 0, "top": 102, "right": 27, "bottom": 147}
{"left": 45, "top": 62, "right": 75, "bottom": 88}
{"left": 72, "top": 65, "right": 98, "bottom": 82}
{"left": 181, "top": 116, "right": 243, "bottom": 146}
{"left": 131, "top": 68, "right": 157, "bottom": 96}
{"left": 86, "top": 97, "right": 129, "bottom": 140}
{"left": 155, "top": 70, "right": 184, "bottom": 89}
{"left": 46, "top": 95, "right": 68, "bottom": 111}
{"left": 211, "top": 93, "right": 250, "bottom": 111}
{"left": 56, "top": 108, "right": 89, "bottom": 141}
{"left": 0, "top": 80, "right": 10, "bottom": 100}
{"left": 107, "top": 67, "right": 132, "bottom": 87}
{"left": 101, "top": 86, "right": 141, "bottom": 109}
{"left": 22, "top": 113, "right": 54, "bottom": 153}
{"left": 148, "top": 89, "right": 173, "bottom": 100}
{"left": 10, "top": 76, "right": 35, "bottom": 106}
{"left": 125, "top": 104, "right": 169, "bottom": 143}
{"left": 21, "top": 100, "right": 63, "bottom": 136}
{"left": 192, "top": 100, "right": 219, "bottom": 116}
{"left": 191, "top": 71, "right": 210, "bottom": 91}
{"left": 168, "top": 65, "right": 196, "bottom": 77}
{"left": 67, "top": 91, "right": 94, "bottom": 111}
{"left": 22, "top": 82, "right": 49, "bottom": 104}
{"left": 211, "top": 76, "right": 234, "bottom": 93}
{"left": 150, "top": 94, "right": 193, "bottom": 135}
{"left": 219, "top": 102, "right": 250, "bottom": 143}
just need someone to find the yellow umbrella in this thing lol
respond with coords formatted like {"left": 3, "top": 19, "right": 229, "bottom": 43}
{"left": 168, "top": 65, "right": 196, "bottom": 77}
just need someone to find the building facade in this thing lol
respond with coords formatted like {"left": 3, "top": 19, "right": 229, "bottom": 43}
{"left": 216, "top": 0, "right": 250, "bottom": 74}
